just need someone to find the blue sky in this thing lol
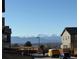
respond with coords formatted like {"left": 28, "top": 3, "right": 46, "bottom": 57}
{"left": 4, "top": 0, "right": 77, "bottom": 37}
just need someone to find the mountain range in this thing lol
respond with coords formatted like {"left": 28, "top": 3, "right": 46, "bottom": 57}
{"left": 11, "top": 34, "right": 61, "bottom": 45}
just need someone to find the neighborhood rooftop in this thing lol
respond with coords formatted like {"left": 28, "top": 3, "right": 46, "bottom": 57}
{"left": 61, "top": 27, "right": 77, "bottom": 36}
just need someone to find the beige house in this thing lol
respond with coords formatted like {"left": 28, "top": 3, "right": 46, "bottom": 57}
{"left": 61, "top": 27, "right": 77, "bottom": 56}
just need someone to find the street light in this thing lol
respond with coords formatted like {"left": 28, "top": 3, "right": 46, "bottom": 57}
{"left": 37, "top": 36, "right": 40, "bottom": 48}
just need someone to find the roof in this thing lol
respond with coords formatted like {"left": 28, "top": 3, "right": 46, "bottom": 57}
{"left": 61, "top": 27, "right": 77, "bottom": 36}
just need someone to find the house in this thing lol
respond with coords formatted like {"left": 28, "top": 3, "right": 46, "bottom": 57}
{"left": 61, "top": 27, "right": 77, "bottom": 56}
{"left": 2, "top": 17, "right": 12, "bottom": 48}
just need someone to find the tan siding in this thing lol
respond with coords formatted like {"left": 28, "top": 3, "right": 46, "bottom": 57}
{"left": 61, "top": 30, "right": 71, "bottom": 49}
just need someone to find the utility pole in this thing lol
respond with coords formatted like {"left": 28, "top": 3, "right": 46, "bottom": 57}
{"left": 37, "top": 37, "right": 40, "bottom": 48}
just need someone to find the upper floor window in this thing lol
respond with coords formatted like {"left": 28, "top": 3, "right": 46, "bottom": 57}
{"left": 68, "top": 36, "right": 69, "bottom": 39}
{"left": 66, "top": 37, "right": 67, "bottom": 40}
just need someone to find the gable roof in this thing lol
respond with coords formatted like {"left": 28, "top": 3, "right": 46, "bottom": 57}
{"left": 61, "top": 27, "right": 77, "bottom": 36}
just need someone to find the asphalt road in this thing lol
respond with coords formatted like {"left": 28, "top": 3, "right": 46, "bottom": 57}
{"left": 35, "top": 57, "right": 77, "bottom": 59}
{"left": 33, "top": 53, "right": 77, "bottom": 59}
{"left": 35, "top": 58, "right": 60, "bottom": 59}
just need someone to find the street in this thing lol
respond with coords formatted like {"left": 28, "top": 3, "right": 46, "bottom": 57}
{"left": 35, "top": 57, "right": 77, "bottom": 59}
{"left": 35, "top": 57, "right": 60, "bottom": 59}
{"left": 33, "top": 53, "right": 77, "bottom": 59}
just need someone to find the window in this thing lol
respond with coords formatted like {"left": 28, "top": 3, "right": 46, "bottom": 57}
{"left": 66, "top": 37, "right": 67, "bottom": 40}
{"left": 2, "top": 34, "right": 7, "bottom": 42}
{"left": 63, "top": 45, "right": 68, "bottom": 48}
{"left": 63, "top": 37, "right": 65, "bottom": 40}
{"left": 68, "top": 36, "right": 69, "bottom": 39}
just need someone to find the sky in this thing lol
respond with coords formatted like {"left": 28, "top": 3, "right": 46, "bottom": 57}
{"left": 4, "top": 0, "right": 77, "bottom": 37}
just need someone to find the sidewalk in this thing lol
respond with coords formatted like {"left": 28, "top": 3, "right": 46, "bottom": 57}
{"left": 71, "top": 57, "right": 77, "bottom": 59}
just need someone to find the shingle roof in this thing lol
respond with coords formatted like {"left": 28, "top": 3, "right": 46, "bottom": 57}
{"left": 61, "top": 27, "right": 77, "bottom": 36}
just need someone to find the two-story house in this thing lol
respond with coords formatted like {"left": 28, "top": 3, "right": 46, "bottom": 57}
{"left": 61, "top": 27, "right": 77, "bottom": 56}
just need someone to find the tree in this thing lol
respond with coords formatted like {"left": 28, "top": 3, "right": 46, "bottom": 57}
{"left": 12, "top": 43, "right": 19, "bottom": 47}
{"left": 40, "top": 45, "right": 46, "bottom": 56}
{"left": 24, "top": 41, "right": 32, "bottom": 47}
{"left": 40, "top": 45, "right": 45, "bottom": 50}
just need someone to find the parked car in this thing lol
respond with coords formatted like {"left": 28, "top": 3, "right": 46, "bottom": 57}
{"left": 63, "top": 53, "right": 71, "bottom": 59}
{"left": 60, "top": 53, "right": 64, "bottom": 59}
